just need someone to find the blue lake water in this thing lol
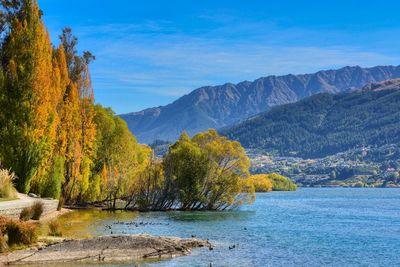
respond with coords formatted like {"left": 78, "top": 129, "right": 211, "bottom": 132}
{"left": 67, "top": 188, "right": 400, "bottom": 267}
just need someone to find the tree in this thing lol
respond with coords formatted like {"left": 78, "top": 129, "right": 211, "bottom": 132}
{"left": 57, "top": 27, "right": 97, "bottom": 203}
{"left": 267, "top": 173, "right": 297, "bottom": 191}
{"left": 0, "top": 0, "right": 58, "bottom": 193}
{"left": 248, "top": 174, "right": 273, "bottom": 192}
{"left": 163, "top": 132, "right": 209, "bottom": 210}
{"left": 128, "top": 158, "right": 166, "bottom": 211}
{"left": 192, "top": 129, "right": 253, "bottom": 210}
{"left": 90, "top": 104, "right": 151, "bottom": 208}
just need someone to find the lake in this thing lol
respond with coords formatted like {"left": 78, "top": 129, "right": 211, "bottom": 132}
{"left": 54, "top": 188, "right": 400, "bottom": 267}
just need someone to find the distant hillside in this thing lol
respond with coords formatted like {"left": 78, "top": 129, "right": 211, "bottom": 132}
{"left": 221, "top": 79, "right": 400, "bottom": 158}
{"left": 120, "top": 65, "right": 400, "bottom": 143}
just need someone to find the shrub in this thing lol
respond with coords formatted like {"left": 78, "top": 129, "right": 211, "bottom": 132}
{"left": 0, "top": 169, "right": 17, "bottom": 199}
{"left": 19, "top": 207, "right": 32, "bottom": 221}
{"left": 31, "top": 201, "right": 44, "bottom": 220}
{"left": 0, "top": 234, "right": 8, "bottom": 253}
{"left": 6, "top": 221, "right": 37, "bottom": 246}
{"left": 48, "top": 220, "right": 62, "bottom": 237}
{"left": 268, "top": 173, "right": 297, "bottom": 191}
{"left": 248, "top": 174, "right": 273, "bottom": 192}
{"left": 0, "top": 217, "right": 10, "bottom": 235}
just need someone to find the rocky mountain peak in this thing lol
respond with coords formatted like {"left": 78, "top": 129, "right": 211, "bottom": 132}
{"left": 120, "top": 65, "right": 400, "bottom": 144}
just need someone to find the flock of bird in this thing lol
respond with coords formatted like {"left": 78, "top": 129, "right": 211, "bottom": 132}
{"left": 113, "top": 220, "right": 170, "bottom": 227}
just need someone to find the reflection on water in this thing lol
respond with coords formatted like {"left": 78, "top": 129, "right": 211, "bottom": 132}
{"left": 166, "top": 210, "right": 255, "bottom": 222}
{"left": 55, "top": 209, "right": 139, "bottom": 238}
{"left": 55, "top": 209, "right": 255, "bottom": 238}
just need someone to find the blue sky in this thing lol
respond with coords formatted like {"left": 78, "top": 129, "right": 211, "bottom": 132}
{"left": 39, "top": 0, "right": 400, "bottom": 114}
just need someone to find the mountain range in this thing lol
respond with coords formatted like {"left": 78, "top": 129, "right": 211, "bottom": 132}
{"left": 120, "top": 65, "right": 400, "bottom": 143}
{"left": 221, "top": 79, "right": 400, "bottom": 158}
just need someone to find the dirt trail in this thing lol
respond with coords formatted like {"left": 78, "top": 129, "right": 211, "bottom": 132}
{"left": 0, "top": 194, "right": 58, "bottom": 219}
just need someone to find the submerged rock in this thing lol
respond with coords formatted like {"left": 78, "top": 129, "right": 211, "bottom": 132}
{"left": 0, "top": 234, "right": 211, "bottom": 265}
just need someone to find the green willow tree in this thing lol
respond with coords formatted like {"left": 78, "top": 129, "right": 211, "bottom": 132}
{"left": 192, "top": 129, "right": 254, "bottom": 210}
{"left": 163, "top": 132, "right": 209, "bottom": 210}
{"left": 90, "top": 104, "right": 150, "bottom": 208}
{"left": 131, "top": 158, "right": 166, "bottom": 211}
{"left": 127, "top": 129, "right": 255, "bottom": 211}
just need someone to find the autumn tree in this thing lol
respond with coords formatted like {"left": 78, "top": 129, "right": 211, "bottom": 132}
{"left": 0, "top": 0, "right": 59, "bottom": 193}
{"left": 57, "top": 28, "right": 97, "bottom": 203}
{"left": 248, "top": 174, "right": 273, "bottom": 192}
{"left": 38, "top": 45, "right": 70, "bottom": 199}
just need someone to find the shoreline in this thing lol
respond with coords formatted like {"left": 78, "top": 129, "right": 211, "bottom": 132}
{"left": 0, "top": 234, "right": 211, "bottom": 265}
{"left": 38, "top": 208, "right": 72, "bottom": 223}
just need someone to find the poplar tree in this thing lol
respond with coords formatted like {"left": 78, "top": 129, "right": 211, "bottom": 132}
{"left": 58, "top": 28, "right": 97, "bottom": 203}
{"left": 0, "top": 0, "right": 58, "bottom": 193}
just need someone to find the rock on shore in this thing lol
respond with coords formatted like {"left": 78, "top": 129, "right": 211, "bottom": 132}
{"left": 0, "top": 235, "right": 211, "bottom": 265}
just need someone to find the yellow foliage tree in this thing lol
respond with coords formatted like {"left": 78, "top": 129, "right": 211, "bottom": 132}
{"left": 248, "top": 174, "right": 273, "bottom": 192}
{"left": 0, "top": 0, "right": 59, "bottom": 193}
{"left": 192, "top": 129, "right": 254, "bottom": 210}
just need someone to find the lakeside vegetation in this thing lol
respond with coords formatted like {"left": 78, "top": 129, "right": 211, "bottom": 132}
{"left": 0, "top": 216, "right": 38, "bottom": 252}
{"left": 0, "top": 169, "right": 17, "bottom": 200}
{"left": 268, "top": 173, "right": 297, "bottom": 191}
{"left": 127, "top": 130, "right": 254, "bottom": 211}
{"left": 248, "top": 173, "right": 297, "bottom": 192}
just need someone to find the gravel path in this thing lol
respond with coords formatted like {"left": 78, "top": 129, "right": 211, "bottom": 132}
{"left": 0, "top": 194, "right": 58, "bottom": 218}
